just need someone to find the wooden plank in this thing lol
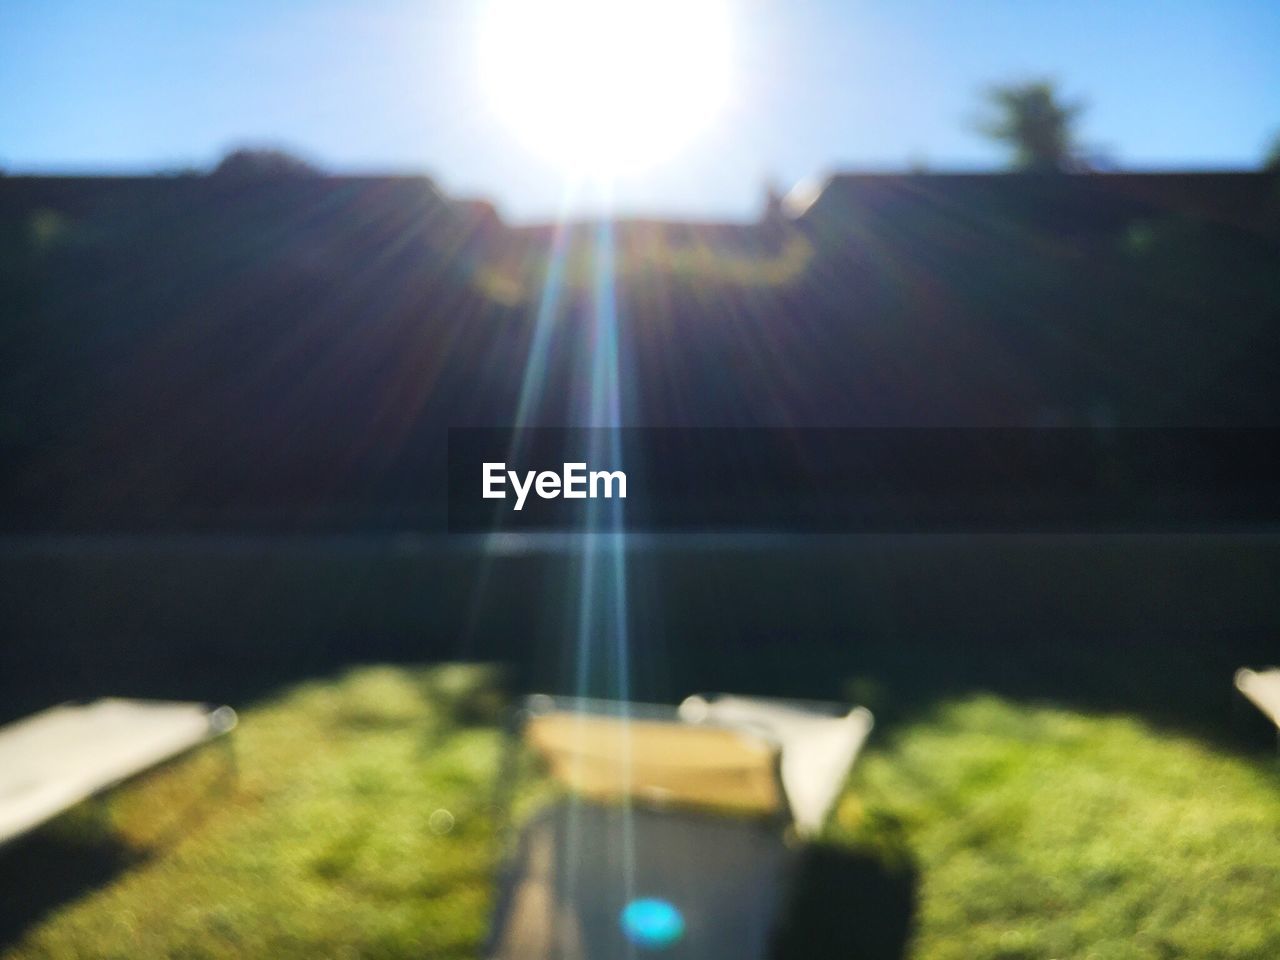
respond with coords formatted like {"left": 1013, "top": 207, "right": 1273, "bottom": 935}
{"left": 525, "top": 712, "right": 783, "bottom": 817}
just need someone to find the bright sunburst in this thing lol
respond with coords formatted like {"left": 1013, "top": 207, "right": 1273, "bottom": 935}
{"left": 480, "top": 0, "right": 732, "bottom": 176}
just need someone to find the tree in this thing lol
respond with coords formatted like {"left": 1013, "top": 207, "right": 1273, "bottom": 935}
{"left": 211, "top": 147, "right": 321, "bottom": 180}
{"left": 1263, "top": 131, "right": 1280, "bottom": 173}
{"left": 977, "top": 80, "right": 1085, "bottom": 172}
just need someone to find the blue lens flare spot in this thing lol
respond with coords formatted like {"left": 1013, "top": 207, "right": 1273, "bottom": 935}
{"left": 620, "top": 898, "right": 685, "bottom": 949}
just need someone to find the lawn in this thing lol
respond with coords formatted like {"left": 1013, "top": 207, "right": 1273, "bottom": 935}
{"left": 832, "top": 697, "right": 1280, "bottom": 959}
{"left": 3, "top": 665, "right": 1278, "bottom": 959}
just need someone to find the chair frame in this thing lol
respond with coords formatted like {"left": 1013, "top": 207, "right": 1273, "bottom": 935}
{"left": 0, "top": 700, "right": 238, "bottom": 851}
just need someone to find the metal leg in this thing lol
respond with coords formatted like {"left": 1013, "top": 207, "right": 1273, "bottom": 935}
{"left": 90, "top": 792, "right": 116, "bottom": 840}
{"left": 493, "top": 705, "right": 528, "bottom": 864}
{"left": 217, "top": 730, "right": 239, "bottom": 796}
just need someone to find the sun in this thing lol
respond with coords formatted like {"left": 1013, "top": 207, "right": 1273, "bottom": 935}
{"left": 479, "top": 0, "right": 732, "bottom": 177}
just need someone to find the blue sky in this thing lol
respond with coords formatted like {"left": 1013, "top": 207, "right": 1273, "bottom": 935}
{"left": 2, "top": 0, "right": 1278, "bottom": 221}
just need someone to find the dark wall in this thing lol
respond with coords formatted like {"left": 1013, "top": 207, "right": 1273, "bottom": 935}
{"left": 2, "top": 534, "right": 1276, "bottom": 738}
{"left": 2, "top": 172, "right": 1279, "bottom": 531}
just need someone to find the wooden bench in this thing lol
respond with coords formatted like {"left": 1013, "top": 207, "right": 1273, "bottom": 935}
{"left": 521, "top": 694, "right": 871, "bottom": 835}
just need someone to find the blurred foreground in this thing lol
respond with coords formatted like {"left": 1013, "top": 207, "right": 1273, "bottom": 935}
{"left": 2, "top": 664, "right": 1277, "bottom": 959}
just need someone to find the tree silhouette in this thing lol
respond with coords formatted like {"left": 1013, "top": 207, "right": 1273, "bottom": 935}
{"left": 211, "top": 147, "right": 321, "bottom": 180}
{"left": 1264, "top": 132, "right": 1280, "bottom": 173}
{"left": 977, "top": 80, "right": 1085, "bottom": 172}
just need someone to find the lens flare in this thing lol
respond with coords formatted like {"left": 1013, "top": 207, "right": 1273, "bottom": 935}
{"left": 620, "top": 897, "right": 685, "bottom": 949}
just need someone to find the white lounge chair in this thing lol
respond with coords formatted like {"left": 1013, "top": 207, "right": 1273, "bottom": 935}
{"left": 487, "top": 694, "right": 873, "bottom": 959}
{"left": 0, "top": 698, "right": 237, "bottom": 848}
{"left": 1235, "top": 668, "right": 1280, "bottom": 746}
{"left": 679, "top": 694, "right": 874, "bottom": 837}
{"left": 519, "top": 694, "right": 871, "bottom": 836}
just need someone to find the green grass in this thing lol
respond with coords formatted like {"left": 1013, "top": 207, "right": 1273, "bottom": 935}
{"left": 4, "top": 667, "right": 1279, "bottom": 959}
{"left": 4, "top": 666, "right": 507, "bottom": 960}
{"left": 833, "top": 697, "right": 1280, "bottom": 959}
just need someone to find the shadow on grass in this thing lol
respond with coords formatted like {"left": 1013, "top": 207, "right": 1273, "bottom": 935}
{"left": 0, "top": 742, "right": 237, "bottom": 953}
{"left": 771, "top": 843, "right": 917, "bottom": 960}
{"left": 490, "top": 798, "right": 917, "bottom": 959}
{"left": 0, "top": 825, "right": 141, "bottom": 951}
